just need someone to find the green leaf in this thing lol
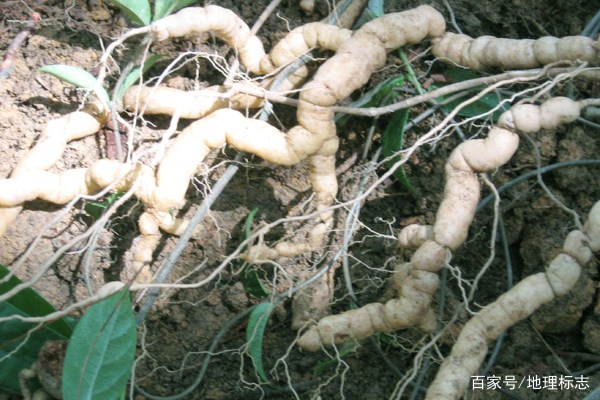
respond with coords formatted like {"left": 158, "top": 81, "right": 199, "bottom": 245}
{"left": 62, "top": 288, "right": 136, "bottom": 400}
{"left": 382, "top": 109, "right": 415, "bottom": 193}
{"left": 153, "top": 0, "right": 197, "bottom": 20}
{"left": 336, "top": 75, "right": 405, "bottom": 125}
{"left": 241, "top": 266, "right": 270, "bottom": 298}
{"left": 115, "top": 54, "right": 162, "bottom": 101}
{"left": 0, "top": 265, "right": 72, "bottom": 394}
{"left": 38, "top": 65, "right": 110, "bottom": 104}
{"left": 0, "top": 265, "right": 73, "bottom": 338}
{"left": 313, "top": 341, "right": 358, "bottom": 375}
{"left": 246, "top": 302, "right": 275, "bottom": 383}
{"left": 83, "top": 192, "right": 124, "bottom": 221}
{"left": 244, "top": 207, "right": 259, "bottom": 239}
{"left": 84, "top": 201, "right": 107, "bottom": 221}
{"left": 107, "top": 0, "right": 151, "bottom": 25}
{"left": 431, "top": 68, "right": 508, "bottom": 122}
{"left": 354, "top": 0, "right": 385, "bottom": 27}
{"left": 240, "top": 208, "right": 270, "bottom": 298}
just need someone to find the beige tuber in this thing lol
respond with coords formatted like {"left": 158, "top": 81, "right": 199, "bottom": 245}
{"left": 149, "top": 5, "right": 273, "bottom": 75}
{"left": 432, "top": 32, "right": 600, "bottom": 70}
{"left": 123, "top": 5, "right": 447, "bottom": 263}
{"left": 0, "top": 110, "right": 102, "bottom": 236}
{"left": 123, "top": 20, "right": 354, "bottom": 118}
{"left": 244, "top": 5, "right": 446, "bottom": 260}
{"left": 297, "top": 97, "right": 585, "bottom": 351}
{"left": 426, "top": 202, "right": 600, "bottom": 399}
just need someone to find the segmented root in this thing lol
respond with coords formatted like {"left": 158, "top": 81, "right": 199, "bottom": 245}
{"left": 297, "top": 97, "right": 585, "bottom": 351}
{"left": 149, "top": 5, "right": 273, "bottom": 75}
{"left": 122, "top": 21, "right": 353, "bottom": 118}
{"left": 432, "top": 32, "right": 600, "bottom": 70}
{"left": 0, "top": 110, "right": 102, "bottom": 235}
{"left": 426, "top": 203, "right": 600, "bottom": 400}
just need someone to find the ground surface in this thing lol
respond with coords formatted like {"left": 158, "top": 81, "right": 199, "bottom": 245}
{"left": 1, "top": 0, "right": 600, "bottom": 399}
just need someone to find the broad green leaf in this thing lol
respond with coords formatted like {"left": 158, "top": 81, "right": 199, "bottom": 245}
{"left": 107, "top": 0, "right": 151, "bottom": 25}
{"left": 153, "top": 0, "right": 197, "bottom": 20}
{"left": 62, "top": 288, "right": 136, "bottom": 400}
{"left": 246, "top": 302, "right": 275, "bottom": 383}
{"left": 115, "top": 54, "right": 162, "bottom": 101}
{"left": 38, "top": 65, "right": 110, "bottom": 103}
{"left": 382, "top": 109, "right": 414, "bottom": 193}
{"left": 366, "top": 0, "right": 385, "bottom": 17}
{"left": 0, "top": 265, "right": 72, "bottom": 394}
{"left": 0, "top": 265, "right": 73, "bottom": 338}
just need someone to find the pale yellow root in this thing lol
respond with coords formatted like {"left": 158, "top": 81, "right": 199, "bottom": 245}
{"left": 245, "top": 5, "right": 447, "bottom": 260}
{"left": 122, "top": 85, "right": 230, "bottom": 119}
{"left": 297, "top": 240, "right": 446, "bottom": 351}
{"left": 432, "top": 32, "right": 600, "bottom": 70}
{"left": 262, "top": 22, "right": 353, "bottom": 94}
{"left": 149, "top": 5, "right": 273, "bottom": 75}
{"left": 152, "top": 108, "right": 304, "bottom": 209}
{"left": 397, "top": 224, "right": 433, "bottom": 249}
{"left": 125, "top": 7, "right": 435, "bottom": 264}
{"left": 0, "top": 111, "right": 101, "bottom": 236}
{"left": 425, "top": 203, "right": 600, "bottom": 400}
{"left": 300, "top": 0, "right": 315, "bottom": 15}
{"left": 297, "top": 97, "right": 584, "bottom": 351}
{"left": 122, "top": 23, "right": 353, "bottom": 118}
{"left": 0, "top": 157, "right": 203, "bottom": 283}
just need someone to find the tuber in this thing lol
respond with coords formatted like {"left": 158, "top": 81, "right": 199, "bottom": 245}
{"left": 425, "top": 204, "right": 600, "bottom": 400}
{"left": 123, "top": 21, "right": 353, "bottom": 118}
{"left": 149, "top": 5, "right": 273, "bottom": 75}
{"left": 245, "top": 5, "right": 447, "bottom": 260}
{"left": 0, "top": 110, "right": 102, "bottom": 236}
{"left": 432, "top": 32, "right": 600, "bottom": 70}
{"left": 300, "top": 0, "right": 315, "bottom": 15}
{"left": 297, "top": 97, "right": 585, "bottom": 351}
{"left": 123, "top": 5, "right": 447, "bottom": 263}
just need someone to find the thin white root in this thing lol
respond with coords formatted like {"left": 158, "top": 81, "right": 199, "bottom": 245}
{"left": 425, "top": 205, "right": 600, "bottom": 400}
{"left": 432, "top": 32, "right": 600, "bottom": 70}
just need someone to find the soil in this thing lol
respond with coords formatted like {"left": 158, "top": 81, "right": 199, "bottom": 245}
{"left": 1, "top": 0, "right": 600, "bottom": 399}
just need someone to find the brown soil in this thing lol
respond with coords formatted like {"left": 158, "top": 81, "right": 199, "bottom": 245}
{"left": 1, "top": 1, "right": 600, "bottom": 399}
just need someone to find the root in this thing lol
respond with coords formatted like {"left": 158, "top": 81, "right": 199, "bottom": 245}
{"left": 0, "top": 110, "right": 102, "bottom": 235}
{"left": 426, "top": 203, "right": 600, "bottom": 399}
{"left": 432, "top": 32, "right": 600, "bottom": 70}
{"left": 297, "top": 97, "right": 586, "bottom": 351}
